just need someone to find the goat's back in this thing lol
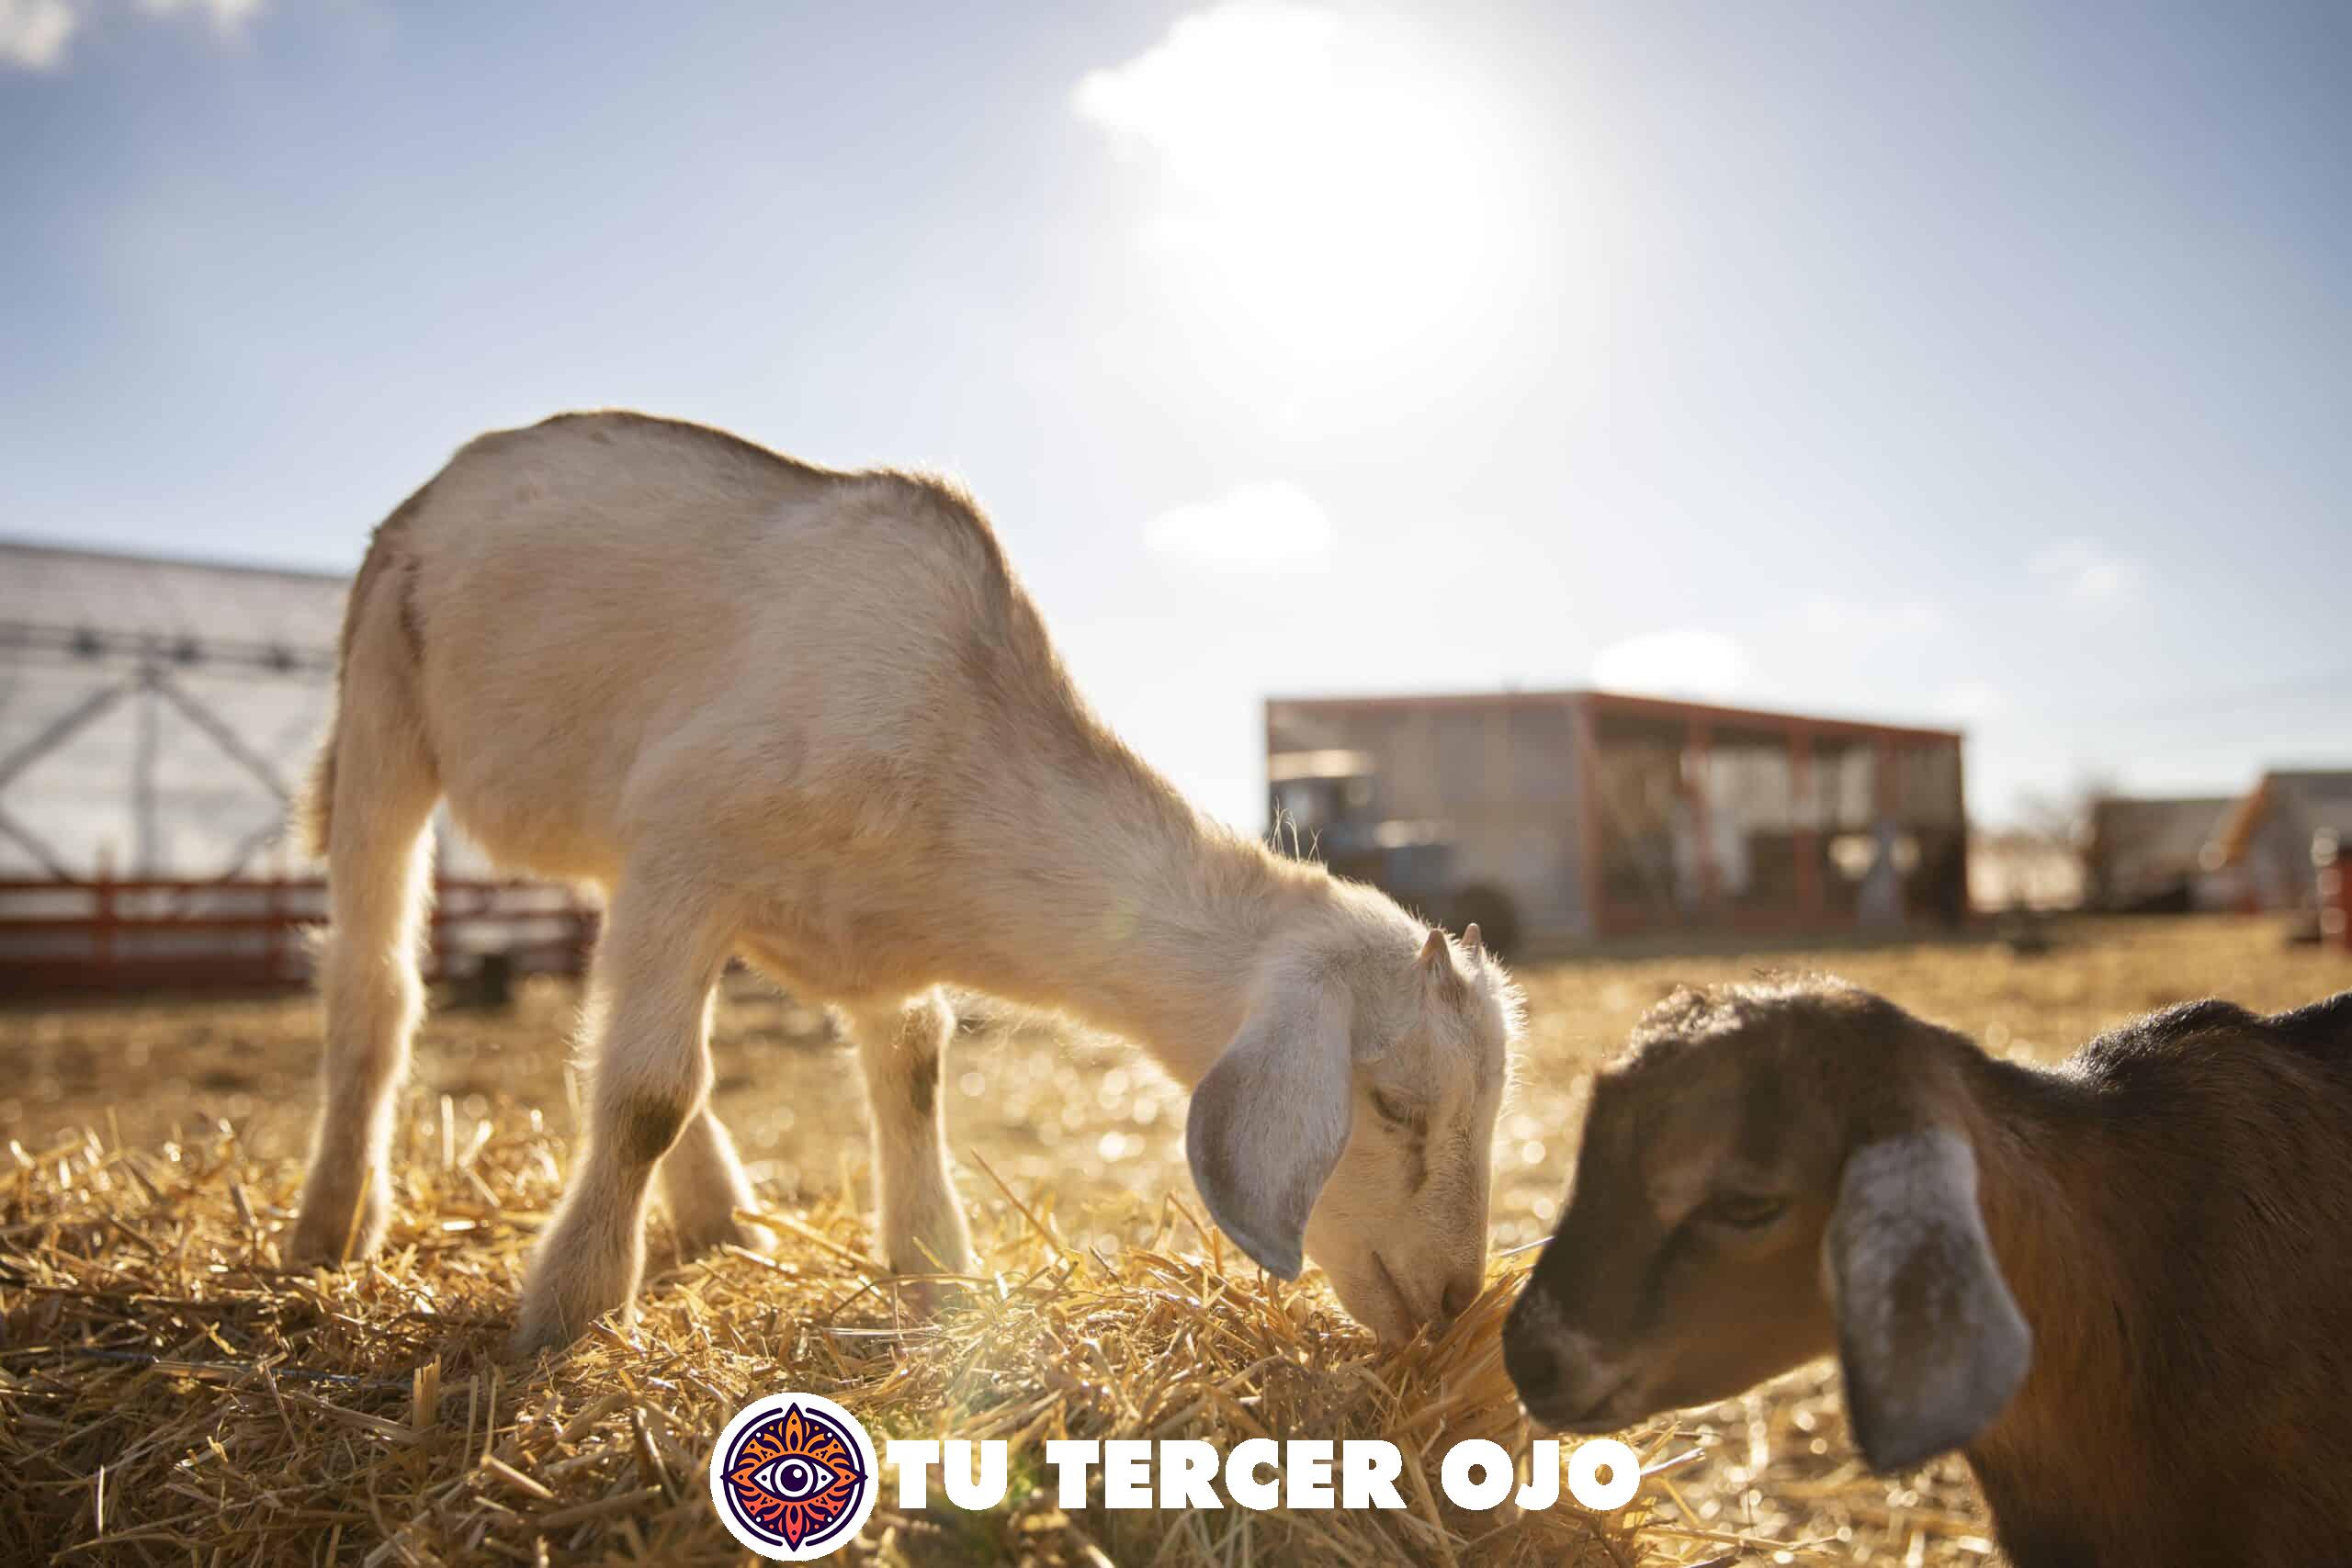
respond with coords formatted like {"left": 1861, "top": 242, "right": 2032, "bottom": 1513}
{"left": 373, "top": 411, "right": 1062, "bottom": 879}
{"left": 2074, "top": 991, "right": 2352, "bottom": 1083}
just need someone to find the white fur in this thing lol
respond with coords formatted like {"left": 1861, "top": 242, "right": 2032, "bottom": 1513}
{"left": 285, "top": 412, "right": 1520, "bottom": 1352}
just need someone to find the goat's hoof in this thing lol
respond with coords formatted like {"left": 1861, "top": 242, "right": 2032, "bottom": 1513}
{"left": 506, "top": 1319, "right": 570, "bottom": 1359}
{"left": 511, "top": 1260, "right": 640, "bottom": 1359}
{"left": 897, "top": 1258, "right": 978, "bottom": 1316}
{"left": 508, "top": 1294, "right": 594, "bottom": 1359}
{"left": 672, "top": 1213, "right": 778, "bottom": 1261}
{"left": 899, "top": 1278, "right": 965, "bottom": 1316}
{"left": 285, "top": 1178, "right": 390, "bottom": 1266}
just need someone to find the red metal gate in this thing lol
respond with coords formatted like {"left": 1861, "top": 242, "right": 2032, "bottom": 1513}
{"left": 0, "top": 875, "right": 594, "bottom": 996}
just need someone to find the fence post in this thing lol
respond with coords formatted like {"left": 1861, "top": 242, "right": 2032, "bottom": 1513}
{"left": 428, "top": 875, "right": 446, "bottom": 984}
{"left": 94, "top": 849, "right": 115, "bottom": 979}
{"left": 263, "top": 875, "right": 283, "bottom": 987}
{"left": 2317, "top": 830, "right": 2346, "bottom": 953}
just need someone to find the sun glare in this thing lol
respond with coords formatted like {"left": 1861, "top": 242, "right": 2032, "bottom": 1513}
{"left": 1075, "top": 3, "right": 1521, "bottom": 386}
{"left": 1143, "top": 479, "right": 1335, "bottom": 569}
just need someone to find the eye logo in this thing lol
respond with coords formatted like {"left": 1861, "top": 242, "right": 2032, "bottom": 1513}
{"left": 709, "top": 1394, "right": 877, "bottom": 1560}
{"left": 751, "top": 1452, "right": 839, "bottom": 1500}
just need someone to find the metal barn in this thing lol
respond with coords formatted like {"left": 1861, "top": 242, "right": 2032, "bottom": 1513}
{"left": 0, "top": 541, "right": 587, "bottom": 993}
{"left": 1265, "top": 689, "right": 1968, "bottom": 954}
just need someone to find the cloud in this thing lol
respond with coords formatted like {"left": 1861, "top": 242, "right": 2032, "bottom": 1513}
{"left": 1075, "top": 4, "right": 1378, "bottom": 206}
{"left": 1802, "top": 595, "right": 1945, "bottom": 639}
{"left": 1144, "top": 481, "right": 1334, "bottom": 570}
{"left": 1589, "top": 628, "right": 1749, "bottom": 699}
{"left": 1, "top": 0, "right": 76, "bottom": 67}
{"left": 2, "top": 0, "right": 259, "bottom": 71}
{"left": 1938, "top": 682, "right": 2007, "bottom": 723}
{"left": 2030, "top": 538, "right": 2140, "bottom": 604}
{"left": 141, "top": 0, "right": 263, "bottom": 24}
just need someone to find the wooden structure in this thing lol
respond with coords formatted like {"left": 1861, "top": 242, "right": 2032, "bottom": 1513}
{"left": 2082, "top": 795, "right": 2235, "bottom": 912}
{"left": 1266, "top": 689, "right": 1967, "bottom": 951}
{"left": 2210, "top": 770, "right": 2352, "bottom": 914}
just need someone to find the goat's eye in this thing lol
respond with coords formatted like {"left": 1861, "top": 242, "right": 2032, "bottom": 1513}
{"left": 1369, "top": 1089, "right": 1422, "bottom": 1129}
{"left": 1700, "top": 1190, "right": 1787, "bottom": 1231}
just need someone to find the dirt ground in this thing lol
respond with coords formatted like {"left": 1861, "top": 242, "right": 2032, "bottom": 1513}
{"left": 5, "top": 914, "right": 2346, "bottom": 1563}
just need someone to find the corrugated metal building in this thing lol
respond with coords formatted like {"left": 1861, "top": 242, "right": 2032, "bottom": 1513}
{"left": 0, "top": 539, "right": 580, "bottom": 991}
{"left": 1265, "top": 689, "right": 1967, "bottom": 953}
{"left": 0, "top": 540, "right": 345, "bottom": 882}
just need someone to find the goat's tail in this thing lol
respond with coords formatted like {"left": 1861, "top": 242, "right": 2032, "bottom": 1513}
{"left": 295, "top": 727, "right": 338, "bottom": 864}
{"left": 295, "top": 491, "right": 436, "bottom": 863}
{"left": 302, "top": 481, "right": 441, "bottom": 1062}
{"left": 295, "top": 487, "right": 443, "bottom": 1084}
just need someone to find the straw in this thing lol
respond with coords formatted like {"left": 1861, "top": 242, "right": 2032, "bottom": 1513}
{"left": 16, "top": 912, "right": 2285, "bottom": 1563}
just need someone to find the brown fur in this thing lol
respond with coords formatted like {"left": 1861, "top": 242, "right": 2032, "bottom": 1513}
{"left": 1506, "top": 979, "right": 2352, "bottom": 1568}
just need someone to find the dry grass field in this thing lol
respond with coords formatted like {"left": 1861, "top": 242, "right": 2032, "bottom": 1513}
{"left": 4, "top": 915, "right": 2345, "bottom": 1565}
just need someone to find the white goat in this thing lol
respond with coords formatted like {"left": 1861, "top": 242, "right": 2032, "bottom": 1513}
{"left": 288, "top": 411, "right": 1521, "bottom": 1354}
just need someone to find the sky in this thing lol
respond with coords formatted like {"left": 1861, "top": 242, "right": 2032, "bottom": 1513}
{"left": 4, "top": 0, "right": 2346, "bottom": 829}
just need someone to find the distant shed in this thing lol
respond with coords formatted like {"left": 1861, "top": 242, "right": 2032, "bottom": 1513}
{"left": 1265, "top": 689, "right": 1966, "bottom": 953}
{"left": 2082, "top": 795, "right": 2234, "bottom": 912}
{"left": 2210, "top": 770, "right": 2352, "bottom": 912}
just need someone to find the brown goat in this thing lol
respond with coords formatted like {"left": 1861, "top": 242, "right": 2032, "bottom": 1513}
{"left": 1502, "top": 977, "right": 2352, "bottom": 1568}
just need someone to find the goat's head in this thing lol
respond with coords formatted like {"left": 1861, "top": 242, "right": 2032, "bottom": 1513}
{"left": 1502, "top": 978, "right": 2031, "bottom": 1471}
{"left": 1185, "top": 910, "right": 1521, "bottom": 1345}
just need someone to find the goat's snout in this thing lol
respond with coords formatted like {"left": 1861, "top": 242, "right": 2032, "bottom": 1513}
{"left": 1502, "top": 1293, "right": 1625, "bottom": 1430}
{"left": 1501, "top": 1317, "right": 1564, "bottom": 1403}
{"left": 1440, "top": 1269, "right": 1482, "bottom": 1322}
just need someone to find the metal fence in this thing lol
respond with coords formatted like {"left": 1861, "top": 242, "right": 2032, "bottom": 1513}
{"left": 0, "top": 874, "right": 594, "bottom": 994}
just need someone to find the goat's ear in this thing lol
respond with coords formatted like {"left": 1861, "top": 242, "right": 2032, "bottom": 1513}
{"left": 1419, "top": 928, "right": 1464, "bottom": 994}
{"left": 1824, "top": 1129, "right": 2032, "bottom": 1472}
{"left": 1185, "top": 977, "right": 1353, "bottom": 1280}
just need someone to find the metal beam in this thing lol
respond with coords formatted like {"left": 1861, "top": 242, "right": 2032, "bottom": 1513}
{"left": 0, "top": 619, "right": 334, "bottom": 679}
{"left": 0, "top": 805, "right": 75, "bottom": 881}
{"left": 150, "top": 668, "right": 296, "bottom": 801}
{"left": 214, "top": 814, "right": 291, "bottom": 881}
{"left": 0, "top": 678, "right": 131, "bottom": 792}
{"left": 133, "top": 674, "right": 159, "bottom": 876}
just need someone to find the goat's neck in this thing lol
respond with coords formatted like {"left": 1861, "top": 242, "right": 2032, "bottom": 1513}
{"left": 942, "top": 727, "right": 1337, "bottom": 1086}
{"left": 1954, "top": 1055, "right": 2143, "bottom": 1545}
{"left": 1054, "top": 831, "right": 1329, "bottom": 1085}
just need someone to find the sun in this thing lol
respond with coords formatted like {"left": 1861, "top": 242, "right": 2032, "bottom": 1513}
{"left": 1076, "top": 2, "right": 1523, "bottom": 385}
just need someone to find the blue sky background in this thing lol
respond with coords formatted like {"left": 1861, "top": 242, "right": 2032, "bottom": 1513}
{"left": 5, "top": 0, "right": 2346, "bottom": 827}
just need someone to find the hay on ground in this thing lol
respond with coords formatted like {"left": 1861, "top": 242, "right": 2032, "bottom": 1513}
{"left": 17, "top": 915, "right": 2319, "bottom": 1563}
{"left": 3, "top": 1106, "right": 1666, "bottom": 1566}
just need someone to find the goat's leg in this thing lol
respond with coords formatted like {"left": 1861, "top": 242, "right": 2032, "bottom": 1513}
{"left": 658, "top": 1104, "right": 771, "bottom": 1258}
{"left": 846, "top": 988, "right": 976, "bottom": 1281}
{"left": 512, "top": 886, "right": 731, "bottom": 1355}
{"left": 288, "top": 672, "right": 439, "bottom": 1265}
